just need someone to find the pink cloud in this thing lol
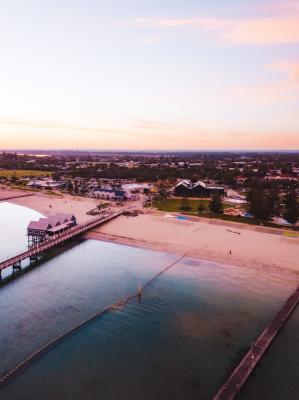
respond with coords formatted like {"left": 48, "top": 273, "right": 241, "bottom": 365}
{"left": 156, "top": 18, "right": 197, "bottom": 27}
{"left": 263, "top": 1, "right": 299, "bottom": 15}
{"left": 223, "top": 18, "right": 299, "bottom": 44}
{"left": 156, "top": 17, "right": 230, "bottom": 31}
{"left": 227, "top": 61, "right": 299, "bottom": 104}
{"left": 134, "top": 17, "right": 229, "bottom": 30}
{"left": 133, "top": 17, "right": 196, "bottom": 28}
{"left": 134, "top": 15, "right": 299, "bottom": 45}
{"left": 268, "top": 61, "right": 299, "bottom": 84}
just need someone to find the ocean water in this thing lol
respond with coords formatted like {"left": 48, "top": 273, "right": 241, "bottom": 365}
{"left": 239, "top": 307, "right": 299, "bottom": 400}
{"left": 0, "top": 202, "right": 43, "bottom": 263}
{"left": 0, "top": 202, "right": 297, "bottom": 399}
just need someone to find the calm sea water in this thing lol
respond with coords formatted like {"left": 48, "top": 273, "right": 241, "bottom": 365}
{"left": 0, "top": 202, "right": 43, "bottom": 263}
{"left": 0, "top": 202, "right": 297, "bottom": 399}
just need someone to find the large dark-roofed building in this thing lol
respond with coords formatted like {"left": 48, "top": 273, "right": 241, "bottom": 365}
{"left": 27, "top": 213, "right": 77, "bottom": 245}
{"left": 175, "top": 180, "right": 224, "bottom": 198}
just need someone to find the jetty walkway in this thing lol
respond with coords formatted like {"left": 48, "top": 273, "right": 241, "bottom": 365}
{"left": 0, "top": 210, "right": 122, "bottom": 280}
{"left": 213, "top": 286, "right": 299, "bottom": 400}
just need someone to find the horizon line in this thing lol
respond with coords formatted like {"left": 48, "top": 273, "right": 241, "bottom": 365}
{"left": 2, "top": 148, "right": 299, "bottom": 154}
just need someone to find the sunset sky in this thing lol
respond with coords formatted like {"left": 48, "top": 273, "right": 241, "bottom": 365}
{"left": 0, "top": 0, "right": 299, "bottom": 150}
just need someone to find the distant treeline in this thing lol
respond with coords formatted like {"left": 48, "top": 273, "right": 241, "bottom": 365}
{"left": 1, "top": 151, "right": 298, "bottom": 190}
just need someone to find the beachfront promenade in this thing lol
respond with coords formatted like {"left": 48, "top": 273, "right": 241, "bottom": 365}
{"left": 213, "top": 286, "right": 299, "bottom": 400}
{"left": 0, "top": 210, "right": 123, "bottom": 280}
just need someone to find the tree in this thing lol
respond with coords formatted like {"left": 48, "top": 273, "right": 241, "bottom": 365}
{"left": 158, "top": 183, "right": 168, "bottom": 202}
{"left": 10, "top": 172, "right": 17, "bottom": 184}
{"left": 284, "top": 188, "right": 298, "bottom": 224}
{"left": 281, "top": 163, "right": 293, "bottom": 175}
{"left": 247, "top": 187, "right": 271, "bottom": 221}
{"left": 197, "top": 203, "right": 205, "bottom": 214}
{"left": 258, "top": 163, "right": 267, "bottom": 177}
{"left": 209, "top": 192, "right": 223, "bottom": 214}
{"left": 180, "top": 196, "right": 191, "bottom": 211}
{"left": 52, "top": 172, "right": 60, "bottom": 181}
{"left": 74, "top": 180, "right": 79, "bottom": 195}
{"left": 268, "top": 188, "right": 280, "bottom": 217}
{"left": 67, "top": 182, "right": 74, "bottom": 194}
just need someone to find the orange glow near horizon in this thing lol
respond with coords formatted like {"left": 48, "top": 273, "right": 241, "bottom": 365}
{"left": 1, "top": 119, "right": 298, "bottom": 150}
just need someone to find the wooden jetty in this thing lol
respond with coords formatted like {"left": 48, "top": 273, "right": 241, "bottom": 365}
{"left": 0, "top": 211, "right": 122, "bottom": 280}
{"left": 213, "top": 286, "right": 299, "bottom": 400}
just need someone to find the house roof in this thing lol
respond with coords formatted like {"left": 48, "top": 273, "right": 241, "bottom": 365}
{"left": 28, "top": 220, "right": 52, "bottom": 231}
{"left": 175, "top": 180, "right": 191, "bottom": 188}
{"left": 193, "top": 180, "right": 223, "bottom": 190}
{"left": 193, "top": 180, "right": 206, "bottom": 188}
{"left": 122, "top": 183, "right": 150, "bottom": 190}
{"left": 207, "top": 185, "right": 224, "bottom": 190}
{"left": 39, "top": 217, "right": 62, "bottom": 226}
{"left": 175, "top": 179, "right": 224, "bottom": 191}
{"left": 93, "top": 188, "right": 115, "bottom": 193}
{"left": 53, "top": 213, "right": 75, "bottom": 221}
{"left": 115, "top": 190, "right": 126, "bottom": 197}
{"left": 47, "top": 222, "right": 72, "bottom": 233}
{"left": 27, "top": 213, "right": 76, "bottom": 232}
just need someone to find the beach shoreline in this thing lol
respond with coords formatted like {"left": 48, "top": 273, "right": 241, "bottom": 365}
{"left": 0, "top": 187, "right": 101, "bottom": 223}
{"left": 1, "top": 187, "right": 298, "bottom": 280}
{"left": 86, "top": 213, "right": 299, "bottom": 280}
{"left": 85, "top": 229, "right": 298, "bottom": 281}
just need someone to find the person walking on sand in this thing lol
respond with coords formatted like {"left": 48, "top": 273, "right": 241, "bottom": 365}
{"left": 229, "top": 250, "right": 232, "bottom": 255}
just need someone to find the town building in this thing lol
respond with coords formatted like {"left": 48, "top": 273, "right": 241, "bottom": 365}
{"left": 121, "top": 183, "right": 151, "bottom": 196}
{"left": 225, "top": 189, "right": 247, "bottom": 204}
{"left": 27, "top": 213, "right": 77, "bottom": 245}
{"left": 91, "top": 188, "right": 127, "bottom": 201}
{"left": 174, "top": 180, "right": 225, "bottom": 198}
{"left": 27, "top": 179, "right": 67, "bottom": 189}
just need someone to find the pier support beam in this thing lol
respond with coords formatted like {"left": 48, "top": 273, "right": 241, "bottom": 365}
{"left": 28, "top": 234, "right": 44, "bottom": 247}
{"left": 29, "top": 256, "right": 38, "bottom": 265}
{"left": 12, "top": 261, "right": 22, "bottom": 273}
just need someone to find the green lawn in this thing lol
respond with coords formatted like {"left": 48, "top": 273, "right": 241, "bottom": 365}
{"left": 152, "top": 198, "right": 299, "bottom": 231}
{"left": 0, "top": 169, "right": 52, "bottom": 178}
{"left": 182, "top": 212, "right": 299, "bottom": 231}
{"left": 154, "top": 198, "right": 230, "bottom": 212}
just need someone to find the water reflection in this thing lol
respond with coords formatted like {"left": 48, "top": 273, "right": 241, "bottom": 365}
{"left": 0, "top": 203, "right": 297, "bottom": 400}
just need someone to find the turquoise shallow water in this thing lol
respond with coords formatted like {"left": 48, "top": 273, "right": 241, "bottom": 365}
{"left": 0, "top": 202, "right": 297, "bottom": 399}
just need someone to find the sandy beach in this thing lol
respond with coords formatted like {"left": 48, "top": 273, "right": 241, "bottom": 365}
{"left": 0, "top": 188, "right": 100, "bottom": 223}
{"left": 1, "top": 187, "right": 298, "bottom": 279}
{"left": 86, "top": 213, "right": 299, "bottom": 279}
